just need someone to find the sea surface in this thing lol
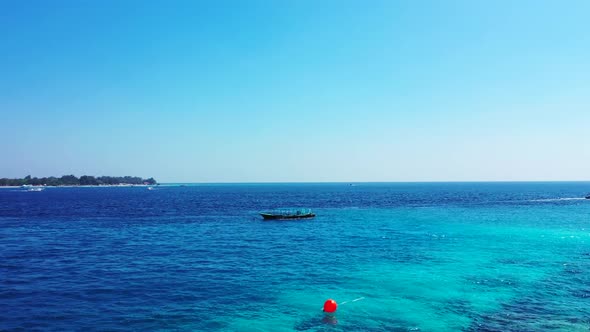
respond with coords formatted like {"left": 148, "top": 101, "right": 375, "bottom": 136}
{"left": 1, "top": 182, "right": 590, "bottom": 331}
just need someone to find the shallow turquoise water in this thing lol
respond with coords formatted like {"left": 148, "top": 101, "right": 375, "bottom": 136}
{"left": 1, "top": 183, "right": 589, "bottom": 331}
{"left": 227, "top": 206, "right": 590, "bottom": 331}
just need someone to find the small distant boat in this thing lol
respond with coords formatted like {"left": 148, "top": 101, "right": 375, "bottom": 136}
{"left": 27, "top": 187, "right": 44, "bottom": 192}
{"left": 585, "top": 194, "right": 590, "bottom": 200}
{"left": 260, "top": 209, "right": 315, "bottom": 220}
{"left": 147, "top": 186, "right": 153, "bottom": 190}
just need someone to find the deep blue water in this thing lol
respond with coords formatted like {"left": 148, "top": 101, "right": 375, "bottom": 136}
{"left": 1, "top": 183, "right": 590, "bottom": 331}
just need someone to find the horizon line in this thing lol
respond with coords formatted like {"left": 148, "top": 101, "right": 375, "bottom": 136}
{"left": 160, "top": 180, "right": 590, "bottom": 184}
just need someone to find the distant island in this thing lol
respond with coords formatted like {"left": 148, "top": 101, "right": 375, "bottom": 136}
{"left": 0, "top": 175, "right": 157, "bottom": 187}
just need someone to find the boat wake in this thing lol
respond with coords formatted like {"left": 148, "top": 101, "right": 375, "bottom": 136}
{"left": 528, "top": 197, "right": 586, "bottom": 202}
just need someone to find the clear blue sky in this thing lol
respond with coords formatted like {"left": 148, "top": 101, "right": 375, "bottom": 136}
{"left": 1, "top": 0, "right": 589, "bottom": 182}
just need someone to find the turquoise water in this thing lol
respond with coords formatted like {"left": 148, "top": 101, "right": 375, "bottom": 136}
{"left": 1, "top": 183, "right": 589, "bottom": 331}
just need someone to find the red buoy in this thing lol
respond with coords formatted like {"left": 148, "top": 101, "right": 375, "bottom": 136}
{"left": 323, "top": 299, "right": 338, "bottom": 313}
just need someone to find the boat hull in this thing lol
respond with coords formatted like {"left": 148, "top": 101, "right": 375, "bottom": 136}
{"left": 260, "top": 213, "right": 316, "bottom": 220}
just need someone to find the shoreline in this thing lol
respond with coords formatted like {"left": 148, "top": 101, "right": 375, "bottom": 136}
{"left": 0, "top": 184, "right": 154, "bottom": 189}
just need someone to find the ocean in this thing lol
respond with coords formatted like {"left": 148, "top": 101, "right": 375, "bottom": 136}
{"left": 1, "top": 182, "right": 589, "bottom": 331}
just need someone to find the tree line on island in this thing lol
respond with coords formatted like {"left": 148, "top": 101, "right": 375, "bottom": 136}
{"left": 0, "top": 175, "right": 157, "bottom": 187}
